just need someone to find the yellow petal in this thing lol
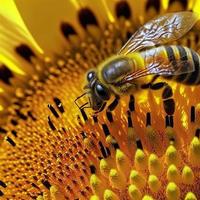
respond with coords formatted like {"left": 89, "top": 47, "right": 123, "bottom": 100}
{"left": 15, "top": 0, "right": 85, "bottom": 54}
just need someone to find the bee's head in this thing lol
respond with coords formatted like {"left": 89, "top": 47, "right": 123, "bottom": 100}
{"left": 86, "top": 71, "right": 110, "bottom": 112}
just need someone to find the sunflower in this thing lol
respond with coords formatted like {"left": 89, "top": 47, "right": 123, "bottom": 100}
{"left": 0, "top": 0, "right": 200, "bottom": 199}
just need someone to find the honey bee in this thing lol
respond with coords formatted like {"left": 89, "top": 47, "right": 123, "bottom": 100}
{"left": 75, "top": 11, "right": 200, "bottom": 114}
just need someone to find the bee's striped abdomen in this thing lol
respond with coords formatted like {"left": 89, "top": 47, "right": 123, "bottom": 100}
{"left": 164, "top": 46, "right": 176, "bottom": 80}
{"left": 164, "top": 45, "right": 200, "bottom": 85}
{"left": 185, "top": 49, "right": 200, "bottom": 84}
{"left": 175, "top": 46, "right": 188, "bottom": 82}
{"left": 164, "top": 46, "right": 176, "bottom": 65}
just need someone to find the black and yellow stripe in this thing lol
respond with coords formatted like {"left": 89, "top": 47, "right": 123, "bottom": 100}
{"left": 164, "top": 45, "right": 200, "bottom": 85}
{"left": 175, "top": 45, "right": 188, "bottom": 82}
{"left": 186, "top": 49, "right": 200, "bottom": 84}
{"left": 164, "top": 46, "right": 176, "bottom": 80}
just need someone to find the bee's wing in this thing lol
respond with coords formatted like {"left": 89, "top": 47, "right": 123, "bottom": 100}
{"left": 118, "top": 12, "right": 199, "bottom": 55}
{"left": 146, "top": 60, "right": 194, "bottom": 76}
{"left": 117, "top": 59, "right": 195, "bottom": 85}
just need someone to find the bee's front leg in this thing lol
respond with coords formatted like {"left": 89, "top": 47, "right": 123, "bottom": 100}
{"left": 107, "top": 95, "right": 120, "bottom": 111}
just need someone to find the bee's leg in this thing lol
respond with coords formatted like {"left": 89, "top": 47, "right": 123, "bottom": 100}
{"left": 107, "top": 95, "right": 120, "bottom": 111}
{"left": 80, "top": 108, "right": 88, "bottom": 121}
{"left": 150, "top": 81, "right": 175, "bottom": 115}
{"left": 141, "top": 75, "right": 160, "bottom": 89}
{"left": 150, "top": 75, "right": 160, "bottom": 84}
{"left": 149, "top": 82, "right": 166, "bottom": 90}
{"left": 161, "top": 84, "right": 175, "bottom": 116}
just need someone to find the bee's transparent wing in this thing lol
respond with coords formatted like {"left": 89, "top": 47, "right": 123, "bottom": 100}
{"left": 147, "top": 60, "right": 195, "bottom": 76}
{"left": 118, "top": 12, "right": 199, "bottom": 55}
{"left": 117, "top": 60, "right": 195, "bottom": 85}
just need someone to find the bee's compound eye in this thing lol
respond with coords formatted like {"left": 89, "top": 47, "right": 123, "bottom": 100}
{"left": 95, "top": 83, "right": 110, "bottom": 101}
{"left": 87, "top": 71, "right": 96, "bottom": 82}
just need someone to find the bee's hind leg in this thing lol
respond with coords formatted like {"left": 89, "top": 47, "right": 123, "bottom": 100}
{"left": 141, "top": 75, "right": 160, "bottom": 89}
{"left": 161, "top": 84, "right": 175, "bottom": 116}
{"left": 143, "top": 78, "right": 175, "bottom": 116}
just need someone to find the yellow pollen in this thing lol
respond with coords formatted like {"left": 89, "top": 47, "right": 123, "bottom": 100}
{"left": 103, "top": 189, "right": 119, "bottom": 200}
{"left": 181, "top": 166, "right": 194, "bottom": 185}
{"left": 166, "top": 182, "right": 180, "bottom": 200}
{"left": 148, "top": 153, "right": 162, "bottom": 176}
{"left": 100, "top": 159, "right": 110, "bottom": 177}
{"left": 167, "top": 164, "right": 181, "bottom": 183}
{"left": 184, "top": 192, "right": 197, "bottom": 200}
{"left": 189, "top": 136, "right": 200, "bottom": 166}
{"left": 90, "top": 195, "right": 100, "bottom": 200}
{"left": 134, "top": 149, "right": 148, "bottom": 171}
{"left": 148, "top": 175, "right": 161, "bottom": 193}
{"left": 128, "top": 184, "right": 142, "bottom": 200}
{"left": 116, "top": 149, "right": 131, "bottom": 177}
{"left": 90, "top": 174, "right": 104, "bottom": 197}
{"left": 129, "top": 170, "right": 146, "bottom": 189}
{"left": 142, "top": 195, "right": 154, "bottom": 200}
{"left": 109, "top": 168, "right": 126, "bottom": 190}
{"left": 165, "top": 145, "right": 180, "bottom": 166}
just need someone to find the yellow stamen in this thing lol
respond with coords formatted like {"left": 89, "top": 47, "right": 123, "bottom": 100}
{"left": 128, "top": 184, "right": 142, "bottom": 200}
{"left": 166, "top": 182, "right": 180, "bottom": 200}
{"left": 148, "top": 175, "right": 161, "bottom": 193}
{"left": 182, "top": 166, "right": 194, "bottom": 185}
